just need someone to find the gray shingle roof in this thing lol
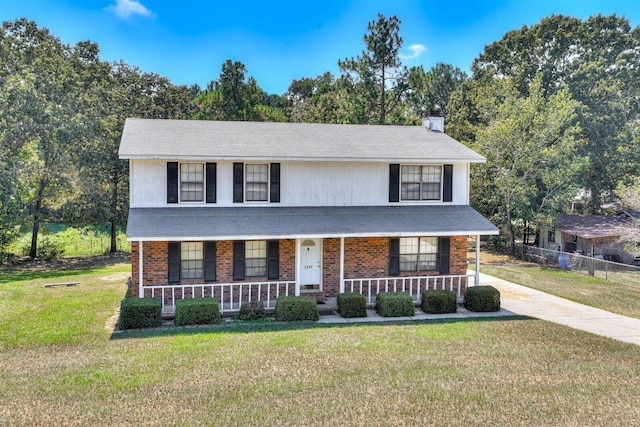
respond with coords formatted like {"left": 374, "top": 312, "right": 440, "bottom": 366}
{"left": 118, "top": 119, "right": 486, "bottom": 163}
{"left": 126, "top": 205, "right": 498, "bottom": 241}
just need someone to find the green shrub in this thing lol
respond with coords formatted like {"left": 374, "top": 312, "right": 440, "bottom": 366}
{"left": 274, "top": 296, "right": 319, "bottom": 321}
{"left": 421, "top": 290, "right": 457, "bottom": 314}
{"left": 375, "top": 292, "right": 415, "bottom": 317}
{"left": 464, "top": 286, "right": 501, "bottom": 312}
{"left": 174, "top": 298, "right": 221, "bottom": 326}
{"left": 337, "top": 292, "right": 367, "bottom": 318}
{"left": 119, "top": 298, "right": 163, "bottom": 330}
{"left": 238, "top": 300, "right": 266, "bottom": 321}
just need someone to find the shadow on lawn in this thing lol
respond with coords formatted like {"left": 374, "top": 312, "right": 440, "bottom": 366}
{"left": 110, "top": 314, "right": 531, "bottom": 341}
{"left": 0, "top": 253, "right": 130, "bottom": 284}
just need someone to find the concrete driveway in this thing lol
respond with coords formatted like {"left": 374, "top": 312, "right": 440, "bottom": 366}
{"left": 481, "top": 272, "right": 640, "bottom": 346}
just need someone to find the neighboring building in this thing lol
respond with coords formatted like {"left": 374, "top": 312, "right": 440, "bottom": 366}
{"left": 118, "top": 118, "right": 498, "bottom": 315}
{"left": 540, "top": 214, "right": 637, "bottom": 263}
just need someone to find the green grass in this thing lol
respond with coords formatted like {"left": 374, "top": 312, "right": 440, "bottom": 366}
{"left": 6, "top": 224, "right": 130, "bottom": 257}
{"left": 481, "top": 264, "right": 640, "bottom": 319}
{"left": 2, "top": 261, "right": 640, "bottom": 425}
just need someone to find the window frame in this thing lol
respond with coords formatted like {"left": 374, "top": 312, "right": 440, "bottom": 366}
{"left": 400, "top": 164, "right": 443, "bottom": 202}
{"left": 398, "top": 237, "right": 439, "bottom": 273}
{"left": 245, "top": 240, "right": 268, "bottom": 277}
{"left": 180, "top": 241, "right": 204, "bottom": 280}
{"left": 179, "top": 162, "right": 205, "bottom": 203}
{"left": 244, "top": 163, "right": 270, "bottom": 203}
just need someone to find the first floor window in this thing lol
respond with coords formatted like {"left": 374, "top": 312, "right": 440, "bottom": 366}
{"left": 401, "top": 165, "right": 442, "bottom": 201}
{"left": 245, "top": 240, "right": 267, "bottom": 277}
{"left": 245, "top": 164, "right": 269, "bottom": 201}
{"left": 180, "top": 162, "right": 204, "bottom": 202}
{"left": 548, "top": 230, "right": 556, "bottom": 244}
{"left": 181, "top": 241, "right": 203, "bottom": 279}
{"left": 399, "top": 237, "right": 438, "bottom": 272}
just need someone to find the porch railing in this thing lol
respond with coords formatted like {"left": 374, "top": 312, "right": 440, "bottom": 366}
{"left": 142, "top": 281, "right": 296, "bottom": 315}
{"left": 343, "top": 274, "right": 476, "bottom": 304}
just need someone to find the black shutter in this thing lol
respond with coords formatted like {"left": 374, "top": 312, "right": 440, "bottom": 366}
{"left": 389, "top": 238, "right": 400, "bottom": 276}
{"left": 206, "top": 163, "right": 216, "bottom": 204}
{"left": 270, "top": 163, "right": 280, "bottom": 203}
{"left": 233, "top": 241, "right": 245, "bottom": 280}
{"left": 204, "top": 241, "right": 216, "bottom": 282}
{"left": 167, "top": 162, "right": 179, "bottom": 204}
{"left": 439, "top": 237, "right": 451, "bottom": 274}
{"left": 389, "top": 164, "right": 400, "bottom": 202}
{"left": 168, "top": 242, "right": 181, "bottom": 283}
{"left": 267, "top": 240, "right": 279, "bottom": 279}
{"left": 443, "top": 164, "right": 453, "bottom": 202}
{"left": 233, "top": 163, "right": 244, "bottom": 203}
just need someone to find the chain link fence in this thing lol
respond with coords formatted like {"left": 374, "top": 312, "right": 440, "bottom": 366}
{"left": 518, "top": 244, "right": 640, "bottom": 287}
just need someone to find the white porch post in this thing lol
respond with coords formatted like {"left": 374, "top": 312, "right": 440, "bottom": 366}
{"left": 475, "top": 235, "right": 480, "bottom": 286}
{"left": 138, "top": 240, "right": 144, "bottom": 298}
{"left": 339, "top": 237, "right": 345, "bottom": 293}
{"left": 295, "top": 239, "right": 301, "bottom": 296}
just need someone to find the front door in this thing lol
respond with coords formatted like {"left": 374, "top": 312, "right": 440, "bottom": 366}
{"left": 299, "top": 238, "right": 322, "bottom": 291}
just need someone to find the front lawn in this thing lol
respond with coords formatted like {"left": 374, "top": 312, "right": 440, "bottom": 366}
{"left": 1, "top": 259, "right": 640, "bottom": 425}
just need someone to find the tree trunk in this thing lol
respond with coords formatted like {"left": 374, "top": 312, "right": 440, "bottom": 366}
{"left": 380, "top": 66, "right": 386, "bottom": 124}
{"left": 29, "top": 178, "right": 47, "bottom": 259}
{"left": 506, "top": 203, "right": 516, "bottom": 255}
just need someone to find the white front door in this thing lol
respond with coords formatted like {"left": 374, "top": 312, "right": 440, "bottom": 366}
{"left": 299, "top": 238, "right": 322, "bottom": 291}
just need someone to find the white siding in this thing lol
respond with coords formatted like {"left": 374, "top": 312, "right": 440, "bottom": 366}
{"left": 129, "top": 159, "right": 470, "bottom": 208}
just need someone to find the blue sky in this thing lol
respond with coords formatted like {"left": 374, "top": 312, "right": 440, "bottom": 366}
{"left": 2, "top": 0, "right": 639, "bottom": 94}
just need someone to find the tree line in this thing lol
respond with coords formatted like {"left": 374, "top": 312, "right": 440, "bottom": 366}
{"left": 1, "top": 13, "right": 639, "bottom": 259}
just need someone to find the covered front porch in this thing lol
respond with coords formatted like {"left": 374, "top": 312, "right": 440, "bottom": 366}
{"left": 135, "top": 234, "right": 483, "bottom": 316}
{"left": 128, "top": 205, "right": 498, "bottom": 316}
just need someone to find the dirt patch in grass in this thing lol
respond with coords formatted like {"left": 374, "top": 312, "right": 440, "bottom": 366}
{"left": 3, "top": 252, "right": 130, "bottom": 273}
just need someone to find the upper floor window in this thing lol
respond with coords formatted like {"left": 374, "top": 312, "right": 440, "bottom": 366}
{"left": 401, "top": 165, "right": 442, "bottom": 201}
{"left": 167, "top": 162, "right": 216, "bottom": 204}
{"left": 233, "top": 163, "right": 280, "bottom": 204}
{"left": 389, "top": 164, "right": 452, "bottom": 203}
{"left": 245, "top": 164, "right": 269, "bottom": 202}
{"left": 180, "top": 163, "right": 204, "bottom": 202}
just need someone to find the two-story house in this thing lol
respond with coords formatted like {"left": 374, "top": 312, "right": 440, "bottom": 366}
{"left": 119, "top": 118, "right": 498, "bottom": 315}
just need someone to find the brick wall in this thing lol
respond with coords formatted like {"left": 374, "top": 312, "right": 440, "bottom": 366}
{"left": 130, "top": 235, "right": 470, "bottom": 300}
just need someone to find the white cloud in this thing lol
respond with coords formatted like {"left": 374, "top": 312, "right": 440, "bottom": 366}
{"left": 400, "top": 44, "right": 427, "bottom": 60}
{"left": 106, "top": 0, "right": 152, "bottom": 19}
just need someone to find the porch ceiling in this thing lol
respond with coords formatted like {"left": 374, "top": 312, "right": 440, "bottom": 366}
{"left": 126, "top": 205, "right": 498, "bottom": 241}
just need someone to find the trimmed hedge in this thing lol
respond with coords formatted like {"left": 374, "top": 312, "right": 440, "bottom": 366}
{"left": 174, "top": 298, "right": 221, "bottom": 326}
{"left": 119, "top": 298, "right": 163, "bottom": 330}
{"left": 375, "top": 292, "right": 415, "bottom": 317}
{"left": 421, "top": 290, "right": 457, "bottom": 314}
{"left": 337, "top": 292, "right": 367, "bottom": 318}
{"left": 464, "top": 286, "right": 501, "bottom": 312}
{"left": 274, "top": 296, "right": 319, "bottom": 321}
{"left": 238, "top": 300, "right": 266, "bottom": 321}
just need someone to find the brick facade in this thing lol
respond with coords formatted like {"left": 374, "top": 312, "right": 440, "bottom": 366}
{"left": 131, "top": 236, "right": 470, "bottom": 300}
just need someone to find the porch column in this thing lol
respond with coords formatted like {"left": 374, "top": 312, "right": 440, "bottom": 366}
{"left": 138, "top": 240, "right": 144, "bottom": 298}
{"left": 475, "top": 235, "right": 480, "bottom": 286}
{"left": 339, "top": 237, "right": 345, "bottom": 293}
{"left": 294, "top": 239, "right": 301, "bottom": 296}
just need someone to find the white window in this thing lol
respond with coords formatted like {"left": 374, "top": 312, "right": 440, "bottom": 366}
{"left": 245, "top": 164, "right": 269, "bottom": 202}
{"left": 401, "top": 165, "right": 442, "bottom": 201}
{"left": 181, "top": 242, "right": 203, "bottom": 279}
{"left": 245, "top": 240, "right": 267, "bottom": 277}
{"left": 180, "top": 163, "right": 204, "bottom": 202}
{"left": 399, "top": 237, "right": 438, "bottom": 272}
